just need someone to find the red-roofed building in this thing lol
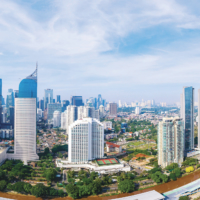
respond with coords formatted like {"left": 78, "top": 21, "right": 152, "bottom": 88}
{"left": 106, "top": 142, "right": 122, "bottom": 153}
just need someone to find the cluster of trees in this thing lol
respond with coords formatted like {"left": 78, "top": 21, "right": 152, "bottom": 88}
{"left": 0, "top": 159, "right": 65, "bottom": 198}
{"left": 7, "top": 182, "right": 65, "bottom": 197}
{"left": 52, "top": 144, "right": 68, "bottom": 153}
{"left": 182, "top": 157, "right": 198, "bottom": 167}
{"left": 117, "top": 172, "right": 135, "bottom": 193}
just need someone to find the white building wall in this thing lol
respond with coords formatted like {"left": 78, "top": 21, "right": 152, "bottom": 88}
{"left": 11, "top": 98, "right": 39, "bottom": 164}
{"left": 53, "top": 110, "right": 61, "bottom": 128}
{"left": 61, "top": 111, "right": 67, "bottom": 129}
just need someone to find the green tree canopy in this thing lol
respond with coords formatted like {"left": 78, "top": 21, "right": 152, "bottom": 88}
{"left": 118, "top": 179, "right": 135, "bottom": 193}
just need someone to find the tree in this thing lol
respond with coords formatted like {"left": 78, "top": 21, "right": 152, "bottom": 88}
{"left": 174, "top": 168, "right": 181, "bottom": 178}
{"left": 118, "top": 179, "right": 135, "bottom": 193}
{"left": 31, "top": 183, "right": 47, "bottom": 197}
{"left": 0, "top": 170, "right": 6, "bottom": 180}
{"left": 44, "top": 147, "right": 50, "bottom": 154}
{"left": 45, "top": 168, "right": 57, "bottom": 182}
{"left": 66, "top": 184, "right": 79, "bottom": 199}
{"left": 12, "top": 182, "right": 26, "bottom": 193}
{"left": 0, "top": 180, "right": 7, "bottom": 191}
{"left": 7, "top": 183, "right": 13, "bottom": 190}
{"left": 23, "top": 183, "right": 32, "bottom": 193}
{"left": 169, "top": 173, "right": 176, "bottom": 181}
{"left": 160, "top": 174, "right": 168, "bottom": 183}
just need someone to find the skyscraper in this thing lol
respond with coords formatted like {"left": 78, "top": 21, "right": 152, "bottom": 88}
{"left": 12, "top": 67, "right": 39, "bottom": 164}
{"left": 109, "top": 103, "right": 117, "bottom": 116}
{"left": 44, "top": 89, "right": 53, "bottom": 110}
{"left": 39, "top": 99, "right": 44, "bottom": 111}
{"left": 180, "top": 87, "right": 194, "bottom": 152}
{"left": 198, "top": 89, "right": 200, "bottom": 149}
{"left": 6, "top": 89, "right": 14, "bottom": 115}
{"left": 62, "top": 100, "right": 70, "bottom": 112}
{"left": 71, "top": 96, "right": 83, "bottom": 106}
{"left": 68, "top": 118, "right": 104, "bottom": 163}
{"left": 158, "top": 117, "right": 184, "bottom": 168}
{"left": 57, "top": 95, "right": 61, "bottom": 103}
{"left": 47, "top": 103, "right": 62, "bottom": 120}
{"left": 53, "top": 110, "right": 61, "bottom": 128}
{"left": 0, "top": 79, "right": 2, "bottom": 124}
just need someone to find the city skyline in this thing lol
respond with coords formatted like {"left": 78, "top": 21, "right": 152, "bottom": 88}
{"left": 1, "top": 1, "right": 200, "bottom": 103}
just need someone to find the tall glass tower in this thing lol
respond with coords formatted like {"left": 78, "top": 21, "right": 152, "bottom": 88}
{"left": 180, "top": 86, "right": 194, "bottom": 153}
{"left": 12, "top": 67, "right": 39, "bottom": 164}
{"left": 44, "top": 89, "right": 53, "bottom": 110}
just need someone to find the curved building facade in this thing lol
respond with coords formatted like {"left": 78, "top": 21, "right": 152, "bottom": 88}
{"left": 12, "top": 68, "right": 39, "bottom": 164}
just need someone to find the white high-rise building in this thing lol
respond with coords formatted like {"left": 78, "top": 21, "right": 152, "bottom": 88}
{"left": 119, "top": 100, "right": 122, "bottom": 108}
{"left": 61, "top": 111, "right": 67, "bottom": 129}
{"left": 68, "top": 118, "right": 104, "bottom": 163}
{"left": 53, "top": 110, "right": 61, "bottom": 128}
{"left": 11, "top": 67, "right": 39, "bottom": 164}
{"left": 65, "top": 105, "right": 77, "bottom": 134}
{"left": 158, "top": 117, "right": 184, "bottom": 168}
{"left": 135, "top": 106, "right": 141, "bottom": 115}
{"left": 99, "top": 105, "right": 104, "bottom": 118}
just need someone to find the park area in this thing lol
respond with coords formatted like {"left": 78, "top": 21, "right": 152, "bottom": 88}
{"left": 96, "top": 158, "right": 119, "bottom": 165}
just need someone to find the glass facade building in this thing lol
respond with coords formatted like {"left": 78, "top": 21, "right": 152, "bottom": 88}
{"left": 47, "top": 103, "right": 62, "bottom": 120}
{"left": 71, "top": 96, "right": 83, "bottom": 107}
{"left": 180, "top": 87, "right": 194, "bottom": 152}
{"left": 44, "top": 89, "right": 53, "bottom": 110}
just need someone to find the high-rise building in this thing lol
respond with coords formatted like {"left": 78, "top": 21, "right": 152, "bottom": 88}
{"left": 109, "top": 103, "right": 117, "bottom": 116}
{"left": 180, "top": 87, "right": 194, "bottom": 152}
{"left": 0, "top": 79, "right": 2, "bottom": 124}
{"left": 44, "top": 89, "right": 53, "bottom": 110}
{"left": 57, "top": 95, "right": 61, "bottom": 103}
{"left": 68, "top": 118, "right": 104, "bottom": 163}
{"left": 158, "top": 117, "right": 184, "bottom": 168}
{"left": 9, "top": 107, "right": 14, "bottom": 129}
{"left": 62, "top": 100, "right": 70, "bottom": 112}
{"left": 119, "top": 100, "right": 122, "bottom": 108}
{"left": 14, "top": 90, "right": 19, "bottom": 98}
{"left": 39, "top": 99, "right": 44, "bottom": 111}
{"left": 198, "top": 89, "right": 200, "bottom": 149}
{"left": 71, "top": 96, "right": 83, "bottom": 107}
{"left": 12, "top": 67, "right": 39, "bottom": 164}
{"left": 97, "top": 94, "right": 102, "bottom": 108}
{"left": 65, "top": 105, "right": 77, "bottom": 133}
{"left": 53, "top": 110, "right": 61, "bottom": 128}
{"left": 53, "top": 99, "right": 55, "bottom": 103}
{"left": 47, "top": 103, "right": 62, "bottom": 120}
{"left": 6, "top": 89, "right": 14, "bottom": 115}
{"left": 99, "top": 105, "right": 104, "bottom": 118}
{"left": 135, "top": 106, "right": 141, "bottom": 115}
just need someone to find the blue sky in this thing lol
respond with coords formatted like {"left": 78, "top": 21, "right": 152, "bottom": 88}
{"left": 1, "top": 0, "right": 200, "bottom": 104}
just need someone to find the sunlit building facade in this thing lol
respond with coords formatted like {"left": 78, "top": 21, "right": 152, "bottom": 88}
{"left": 158, "top": 117, "right": 184, "bottom": 168}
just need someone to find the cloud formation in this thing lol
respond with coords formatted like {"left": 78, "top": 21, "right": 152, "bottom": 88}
{"left": 1, "top": 0, "right": 200, "bottom": 103}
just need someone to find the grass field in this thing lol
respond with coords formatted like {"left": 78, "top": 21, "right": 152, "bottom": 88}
{"left": 97, "top": 158, "right": 119, "bottom": 165}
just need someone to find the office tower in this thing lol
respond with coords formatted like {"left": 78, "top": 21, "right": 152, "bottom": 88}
{"left": 44, "top": 89, "right": 53, "bottom": 110}
{"left": 57, "top": 95, "right": 61, "bottom": 103}
{"left": 65, "top": 105, "right": 78, "bottom": 133}
{"left": 180, "top": 87, "right": 194, "bottom": 152}
{"left": 102, "top": 99, "right": 106, "bottom": 107}
{"left": 97, "top": 94, "right": 102, "bottom": 108}
{"left": 2, "top": 97, "right": 5, "bottom": 105}
{"left": 71, "top": 96, "right": 83, "bottom": 106}
{"left": 37, "top": 108, "right": 43, "bottom": 119}
{"left": 53, "top": 111, "right": 61, "bottom": 128}
{"left": 78, "top": 106, "right": 96, "bottom": 119}
{"left": 61, "top": 111, "right": 67, "bottom": 129}
{"left": 53, "top": 99, "right": 55, "bottom": 103}
{"left": 135, "top": 106, "right": 141, "bottom": 115}
{"left": 39, "top": 99, "right": 44, "bottom": 111}
{"left": 158, "top": 117, "right": 184, "bottom": 168}
{"left": 94, "top": 98, "right": 97, "bottom": 109}
{"left": 6, "top": 89, "right": 14, "bottom": 115}
{"left": 9, "top": 107, "right": 14, "bottom": 129}
{"left": 13, "top": 67, "right": 39, "bottom": 164}
{"left": 47, "top": 103, "right": 62, "bottom": 120}
{"left": 62, "top": 100, "right": 70, "bottom": 112}
{"left": 109, "top": 103, "right": 117, "bottom": 116}
{"left": 95, "top": 110, "right": 100, "bottom": 120}
{"left": 198, "top": 89, "right": 200, "bottom": 149}
{"left": 14, "top": 90, "right": 19, "bottom": 98}
{"left": 0, "top": 79, "right": 2, "bottom": 124}
{"left": 68, "top": 118, "right": 104, "bottom": 163}
{"left": 99, "top": 105, "right": 104, "bottom": 118}
{"left": 119, "top": 100, "right": 122, "bottom": 108}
